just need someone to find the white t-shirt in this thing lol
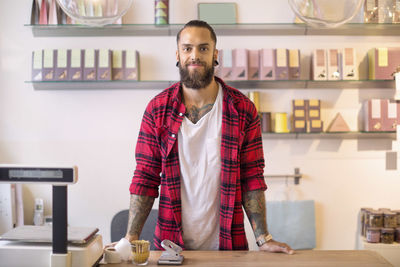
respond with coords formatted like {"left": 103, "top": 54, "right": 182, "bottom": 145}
{"left": 178, "top": 84, "right": 223, "bottom": 250}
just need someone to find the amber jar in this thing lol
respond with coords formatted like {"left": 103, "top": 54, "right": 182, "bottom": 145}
{"left": 366, "top": 227, "right": 381, "bottom": 243}
{"left": 381, "top": 228, "right": 395, "bottom": 244}
{"left": 368, "top": 211, "right": 383, "bottom": 228}
{"left": 384, "top": 212, "right": 397, "bottom": 228}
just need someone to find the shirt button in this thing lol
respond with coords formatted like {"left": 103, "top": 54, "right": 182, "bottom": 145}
{"left": 171, "top": 134, "right": 176, "bottom": 138}
{"left": 179, "top": 112, "right": 183, "bottom": 116}
{"left": 159, "top": 172, "right": 163, "bottom": 177}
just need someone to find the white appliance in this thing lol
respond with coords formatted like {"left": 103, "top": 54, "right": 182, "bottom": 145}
{"left": 0, "top": 184, "right": 16, "bottom": 235}
{"left": 0, "top": 165, "right": 103, "bottom": 267}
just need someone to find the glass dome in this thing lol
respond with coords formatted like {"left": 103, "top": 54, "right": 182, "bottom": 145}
{"left": 288, "top": 0, "right": 364, "bottom": 28}
{"left": 56, "top": 0, "right": 133, "bottom": 26}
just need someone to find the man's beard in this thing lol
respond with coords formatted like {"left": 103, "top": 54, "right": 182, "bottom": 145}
{"left": 179, "top": 60, "right": 214, "bottom": 89}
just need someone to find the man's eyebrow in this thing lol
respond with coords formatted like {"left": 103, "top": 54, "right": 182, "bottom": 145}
{"left": 181, "top": 43, "right": 210, "bottom": 47}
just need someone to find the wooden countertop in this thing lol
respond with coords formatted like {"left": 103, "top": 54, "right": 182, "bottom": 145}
{"left": 106, "top": 250, "right": 392, "bottom": 267}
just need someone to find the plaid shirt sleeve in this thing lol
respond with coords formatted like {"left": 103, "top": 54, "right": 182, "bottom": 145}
{"left": 239, "top": 100, "right": 267, "bottom": 193}
{"left": 129, "top": 100, "right": 161, "bottom": 198}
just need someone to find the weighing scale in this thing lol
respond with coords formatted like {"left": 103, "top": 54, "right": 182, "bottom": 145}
{"left": 0, "top": 165, "right": 103, "bottom": 267}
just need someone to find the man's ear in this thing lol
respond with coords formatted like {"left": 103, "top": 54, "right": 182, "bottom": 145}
{"left": 214, "top": 48, "right": 218, "bottom": 62}
{"left": 176, "top": 50, "right": 179, "bottom": 62}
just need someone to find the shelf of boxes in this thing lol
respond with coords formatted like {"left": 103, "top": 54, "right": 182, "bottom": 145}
{"left": 262, "top": 132, "right": 396, "bottom": 140}
{"left": 26, "top": 23, "right": 400, "bottom": 37}
{"left": 27, "top": 79, "right": 396, "bottom": 90}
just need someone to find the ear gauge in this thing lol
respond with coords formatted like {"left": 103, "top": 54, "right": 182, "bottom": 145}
{"left": 214, "top": 60, "right": 219, "bottom": 66}
{"left": 176, "top": 61, "right": 179, "bottom": 67}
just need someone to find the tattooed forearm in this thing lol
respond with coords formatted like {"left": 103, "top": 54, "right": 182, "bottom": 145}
{"left": 185, "top": 103, "right": 214, "bottom": 124}
{"left": 243, "top": 190, "right": 268, "bottom": 239}
{"left": 126, "top": 194, "right": 155, "bottom": 241}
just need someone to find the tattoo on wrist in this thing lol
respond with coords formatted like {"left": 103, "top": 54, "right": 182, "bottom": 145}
{"left": 127, "top": 194, "right": 155, "bottom": 238}
{"left": 243, "top": 190, "right": 267, "bottom": 239}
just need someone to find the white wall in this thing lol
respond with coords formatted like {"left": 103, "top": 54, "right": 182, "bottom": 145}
{"left": 0, "top": 0, "right": 399, "bottom": 250}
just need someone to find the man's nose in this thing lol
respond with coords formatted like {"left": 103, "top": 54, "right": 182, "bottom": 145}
{"left": 190, "top": 48, "right": 200, "bottom": 61}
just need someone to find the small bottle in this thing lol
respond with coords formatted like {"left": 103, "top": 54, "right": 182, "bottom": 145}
{"left": 33, "top": 198, "right": 44, "bottom": 226}
{"left": 381, "top": 228, "right": 395, "bottom": 244}
{"left": 366, "top": 227, "right": 381, "bottom": 243}
{"left": 364, "top": 0, "right": 379, "bottom": 23}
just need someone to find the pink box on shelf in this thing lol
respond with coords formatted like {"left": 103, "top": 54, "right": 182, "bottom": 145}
{"left": 232, "top": 49, "right": 248, "bottom": 80}
{"left": 327, "top": 49, "right": 342, "bottom": 80}
{"left": 217, "top": 49, "right": 233, "bottom": 81}
{"left": 31, "top": 50, "right": 43, "bottom": 81}
{"left": 312, "top": 49, "right": 327, "bottom": 81}
{"left": 248, "top": 49, "right": 260, "bottom": 80}
{"left": 275, "top": 48, "right": 289, "bottom": 80}
{"left": 97, "top": 49, "right": 112, "bottom": 81}
{"left": 383, "top": 101, "right": 398, "bottom": 132}
{"left": 364, "top": 99, "right": 386, "bottom": 132}
{"left": 369, "top": 48, "right": 400, "bottom": 80}
{"left": 55, "top": 49, "right": 69, "bottom": 81}
{"left": 288, "top": 49, "right": 300, "bottom": 80}
{"left": 342, "top": 48, "right": 358, "bottom": 80}
{"left": 259, "top": 48, "right": 275, "bottom": 80}
{"left": 42, "top": 49, "right": 55, "bottom": 81}
{"left": 68, "top": 49, "right": 83, "bottom": 81}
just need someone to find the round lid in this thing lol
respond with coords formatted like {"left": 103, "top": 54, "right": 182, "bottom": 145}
{"left": 384, "top": 211, "right": 396, "bottom": 216}
{"left": 381, "top": 228, "right": 395, "bottom": 233}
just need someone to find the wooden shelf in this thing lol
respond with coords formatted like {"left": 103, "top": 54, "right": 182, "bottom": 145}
{"left": 26, "top": 23, "right": 400, "bottom": 37}
{"left": 262, "top": 132, "right": 396, "bottom": 139}
{"left": 27, "top": 79, "right": 395, "bottom": 90}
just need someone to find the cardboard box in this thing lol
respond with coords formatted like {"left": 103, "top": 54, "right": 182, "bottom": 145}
{"left": 292, "top": 119, "right": 307, "bottom": 133}
{"left": 308, "top": 99, "right": 321, "bottom": 120}
{"left": 288, "top": 49, "right": 300, "bottom": 80}
{"left": 232, "top": 49, "right": 248, "bottom": 80}
{"left": 327, "top": 49, "right": 342, "bottom": 80}
{"left": 97, "top": 49, "right": 112, "bottom": 81}
{"left": 259, "top": 49, "right": 275, "bottom": 80}
{"left": 55, "top": 49, "right": 69, "bottom": 81}
{"left": 383, "top": 101, "right": 398, "bottom": 132}
{"left": 112, "top": 50, "right": 125, "bottom": 80}
{"left": 84, "top": 48, "right": 97, "bottom": 80}
{"left": 310, "top": 120, "right": 323, "bottom": 133}
{"left": 312, "top": 49, "right": 327, "bottom": 80}
{"left": 125, "top": 50, "right": 140, "bottom": 80}
{"left": 275, "top": 48, "right": 289, "bottom": 80}
{"left": 32, "top": 50, "right": 43, "bottom": 81}
{"left": 292, "top": 99, "right": 307, "bottom": 120}
{"left": 248, "top": 49, "right": 260, "bottom": 80}
{"left": 342, "top": 48, "right": 358, "bottom": 80}
{"left": 218, "top": 49, "right": 233, "bottom": 81}
{"left": 43, "top": 49, "right": 55, "bottom": 81}
{"left": 364, "top": 99, "right": 385, "bottom": 131}
{"left": 368, "top": 48, "right": 400, "bottom": 80}
{"left": 68, "top": 49, "right": 83, "bottom": 81}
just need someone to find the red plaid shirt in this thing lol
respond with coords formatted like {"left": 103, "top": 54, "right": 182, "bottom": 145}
{"left": 129, "top": 77, "right": 267, "bottom": 250}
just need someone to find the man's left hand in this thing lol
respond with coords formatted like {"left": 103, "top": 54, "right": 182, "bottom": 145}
{"left": 259, "top": 240, "right": 294, "bottom": 254}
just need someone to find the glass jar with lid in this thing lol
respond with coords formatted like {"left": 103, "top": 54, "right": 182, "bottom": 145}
{"left": 393, "top": 210, "right": 400, "bottom": 227}
{"left": 381, "top": 228, "right": 395, "bottom": 244}
{"left": 368, "top": 210, "right": 383, "bottom": 228}
{"left": 384, "top": 212, "right": 397, "bottom": 228}
{"left": 396, "top": 227, "right": 400, "bottom": 242}
{"left": 366, "top": 227, "right": 381, "bottom": 243}
{"left": 360, "top": 208, "right": 372, "bottom": 236}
